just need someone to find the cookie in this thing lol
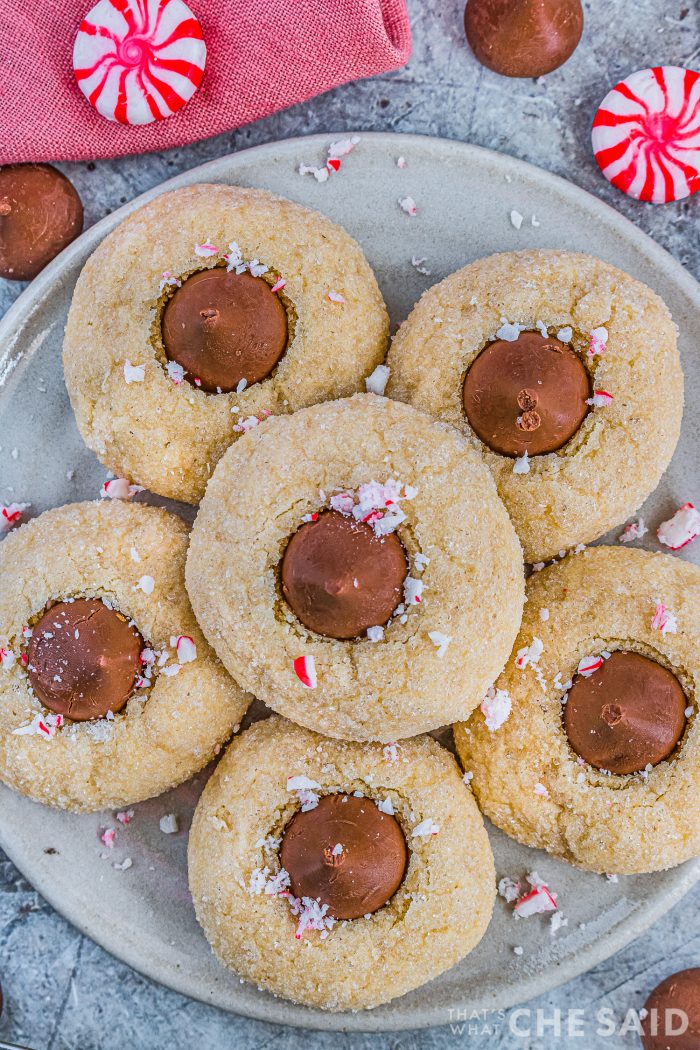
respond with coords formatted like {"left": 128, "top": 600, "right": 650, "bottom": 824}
{"left": 188, "top": 716, "right": 495, "bottom": 1011}
{"left": 185, "top": 393, "right": 524, "bottom": 742}
{"left": 0, "top": 500, "right": 251, "bottom": 811}
{"left": 454, "top": 546, "right": 700, "bottom": 874}
{"left": 63, "top": 184, "right": 389, "bottom": 504}
{"left": 386, "top": 250, "right": 683, "bottom": 563}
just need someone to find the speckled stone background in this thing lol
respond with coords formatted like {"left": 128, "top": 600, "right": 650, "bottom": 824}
{"left": 1, "top": 1, "right": 699, "bottom": 1047}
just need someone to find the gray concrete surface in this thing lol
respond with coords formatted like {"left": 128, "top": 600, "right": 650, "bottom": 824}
{"left": 1, "top": 0, "right": 699, "bottom": 1046}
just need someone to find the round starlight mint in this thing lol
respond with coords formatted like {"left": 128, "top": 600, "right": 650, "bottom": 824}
{"left": 592, "top": 66, "right": 700, "bottom": 203}
{"left": 73, "top": 0, "right": 207, "bottom": 125}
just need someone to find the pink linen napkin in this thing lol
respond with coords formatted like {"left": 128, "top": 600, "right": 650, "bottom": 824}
{"left": 0, "top": 0, "right": 411, "bottom": 163}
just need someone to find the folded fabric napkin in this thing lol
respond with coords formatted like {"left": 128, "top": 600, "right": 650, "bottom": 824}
{"left": 1, "top": 0, "right": 411, "bottom": 163}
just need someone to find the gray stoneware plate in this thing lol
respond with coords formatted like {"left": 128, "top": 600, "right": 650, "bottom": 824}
{"left": 0, "top": 133, "right": 699, "bottom": 1033}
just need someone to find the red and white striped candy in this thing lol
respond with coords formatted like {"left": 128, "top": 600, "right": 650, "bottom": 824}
{"left": 293, "top": 655, "right": 317, "bottom": 689}
{"left": 592, "top": 66, "right": 700, "bottom": 203}
{"left": 577, "top": 654, "right": 603, "bottom": 678}
{"left": 73, "top": 0, "right": 206, "bottom": 126}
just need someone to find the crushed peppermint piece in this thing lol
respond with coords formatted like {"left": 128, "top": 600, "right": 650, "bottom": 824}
{"left": 428, "top": 630, "right": 451, "bottom": 657}
{"left": 100, "top": 478, "right": 144, "bottom": 500}
{"left": 586, "top": 390, "right": 614, "bottom": 408}
{"left": 161, "top": 664, "right": 181, "bottom": 678}
{"left": 287, "top": 774, "right": 321, "bottom": 812}
{"left": 293, "top": 655, "right": 317, "bottom": 689}
{"left": 1, "top": 502, "right": 29, "bottom": 531}
{"left": 233, "top": 410, "right": 270, "bottom": 433}
{"left": 365, "top": 364, "right": 390, "bottom": 395}
{"left": 657, "top": 503, "right": 700, "bottom": 550}
{"left": 137, "top": 575, "right": 155, "bottom": 595}
{"left": 557, "top": 326, "right": 573, "bottom": 342}
{"left": 536, "top": 320, "right": 548, "bottom": 338}
{"left": 513, "top": 450, "right": 530, "bottom": 474}
{"left": 288, "top": 894, "right": 335, "bottom": 939}
{"left": 366, "top": 626, "right": 384, "bottom": 642}
{"left": 328, "top": 136, "right": 360, "bottom": 159}
{"left": 330, "top": 843, "right": 343, "bottom": 857}
{"left": 462, "top": 770, "right": 474, "bottom": 785}
{"left": 116, "top": 810, "right": 134, "bottom": 825}
{"left": 0, "top": 648, "right": 16, "bottom": 670}
{"left": 113, "top": 857, "right": 133, "bottom": 871}
{"left": 299, "top": 137, "right": 359, "bottom": 183}
{"left": 101, "top": 828, "right": 116, "bottom": 848}
{"left": 577, "top": 654, "right": 603, "bottom": 677}
{"left": 166, "top": 360, "right": 186, "bottom": 384}
{"left": 194, "top": 240, "right": 218, "bottom": 257}
{"left": 411, "top": 255, "right": 432, "bottom": 276}
{"left": 515, "top": 637, "right": 544, "bottom": 670}
{"left": 619, "top": 518, "right": 647, "bottom": 544}
{"left": 270, "top": 278, "right": 286, "bottom": 294}
{"left": 298, "top": 163, "right": 330, "bottom": 183}
{"left": 496, "top": 320, "right": 526, "bottom": 341}
{"left": 481, "top": 686, "right": 512, "bottom": 731}
{"left": 159, "top": 270, "right": 182, "bottom": 292}
{"left": 413, "top": 552, "right": 429, "bottom": 572}
{"left": 377, "top": 796, "right": 395, "bottom": 815}
{"left": 248, "top": 260, "right": 269, "bottom": 278}
{"left": 510, "top": 209, "right": 524, "bottom": 230}
{"left": 412, "top": 818, "right": 440, "bottom": 838}
{"left": 651, "top": 601, "right": 677, "bottom": 636}
{"left": 396, "top": 155, "right": 407, "bottom": 168}
{"left": 513, "top": 945, "right": 524, "bottom": 956}
{"left": 540, "top": 608, "right": 550, "bottom": 622}
{"left": 404, "top": 576, "right": 423, "bottom": 605}
{"left": 123, "top": 360, "right": 145, "bottom": 383}
{"left": 498, "top": 876, "right": 521, "bottom": 903}
{"left": 159, "top": 813, "right": 179, "bottom": 834}
{"left": 399, "top": 196, "right": 417, "bottom": 217}
{"left": 327, "top": 290, "right": 345, "bottom": 304}
{"left": 605, "top": 873, "right": 619, "bottom": 883}
{"left": 587, "top": 326, "right": 609, "bottom": 357}
{"left": 174, "top": 635, "right": 197, "bottom": 663}
{"left": 12, "top": 712, "right": 63, "bottom": 739}
{"left": 514, "top": 878, "right": 557, "bottom": 917}
{"left": 383, "top": 742, "right": 400, "bottom": 762}
{"left": 330, "top": 479, "right": 415, "bottom": 538}
{"left": 534, "top": 783, "right": 549, "bottom": 797}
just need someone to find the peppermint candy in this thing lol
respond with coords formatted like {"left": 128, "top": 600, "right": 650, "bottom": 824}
{"left": 592, "top": 66, "right": 700, "bottom": 203}
{"left": 651, "top": 601, "right": 677, "bottom": 636}
{"left": 577, "top": 654, "right": 603, "bottom": 677}
{"left": 481, "top": 686, "right": 512, "bottom": 731}
{"left": 657, "top": 503, "right": 700, "bottom": 550}
{"left": 73, "top": 0, "right": 206, "bottom": 126}
{"left": 1, "top": 502, "right": 29, "bottom": 531}
{"left": 293, "top": 655, "right": 317, "bottom": 689}
{"left": 101, "top": 478, "right": 144, "bottom": 500}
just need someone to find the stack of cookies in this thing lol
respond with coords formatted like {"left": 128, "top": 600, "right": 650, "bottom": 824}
{"left": 1, "top": 184, "right": 697, "bottom": 1012}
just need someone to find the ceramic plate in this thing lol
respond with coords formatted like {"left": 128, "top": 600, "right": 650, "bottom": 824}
{"left": 1, "top": 133, "right": 699, "bottom": 1032}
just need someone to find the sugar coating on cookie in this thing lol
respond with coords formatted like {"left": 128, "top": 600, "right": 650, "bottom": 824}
{"left": 0, "top": 500, "right": 251, "bottom": 811}
{"left": 454, "top": 546, "right": 700, "bottom": 874}
{"left": 387, "top": 250, "right": 683, "bottom": 563}
{"left": 63, "top": 184, "right": 389, "bottom": 504}
{"left": 188, "top": 716, "right": 495, "bottom": 1011}
{"left": 185, "top": 394, "right": 525, "bottom": 742}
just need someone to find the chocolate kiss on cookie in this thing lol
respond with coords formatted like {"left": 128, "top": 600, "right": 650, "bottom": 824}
{"left": 281, "top": 510, "right": 407, "bottom": 640}
{"left": 27, "top": 598, "right": 142, "bottom": 721}
{"left": 162, "top": 267, "right": 288, "bottom": 393}
{"left": 280, "top": 793, "right": 408, "bottom": 920}
{"left": 463, "top": 330, "right": 591, "bottom": 457}
{"left": 564, "top": 651, "right": 687, "bottom": 775}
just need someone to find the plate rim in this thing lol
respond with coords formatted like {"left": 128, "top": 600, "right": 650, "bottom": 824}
{"left": 1, "top": 130, "right": 700, "bottom": 1033}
